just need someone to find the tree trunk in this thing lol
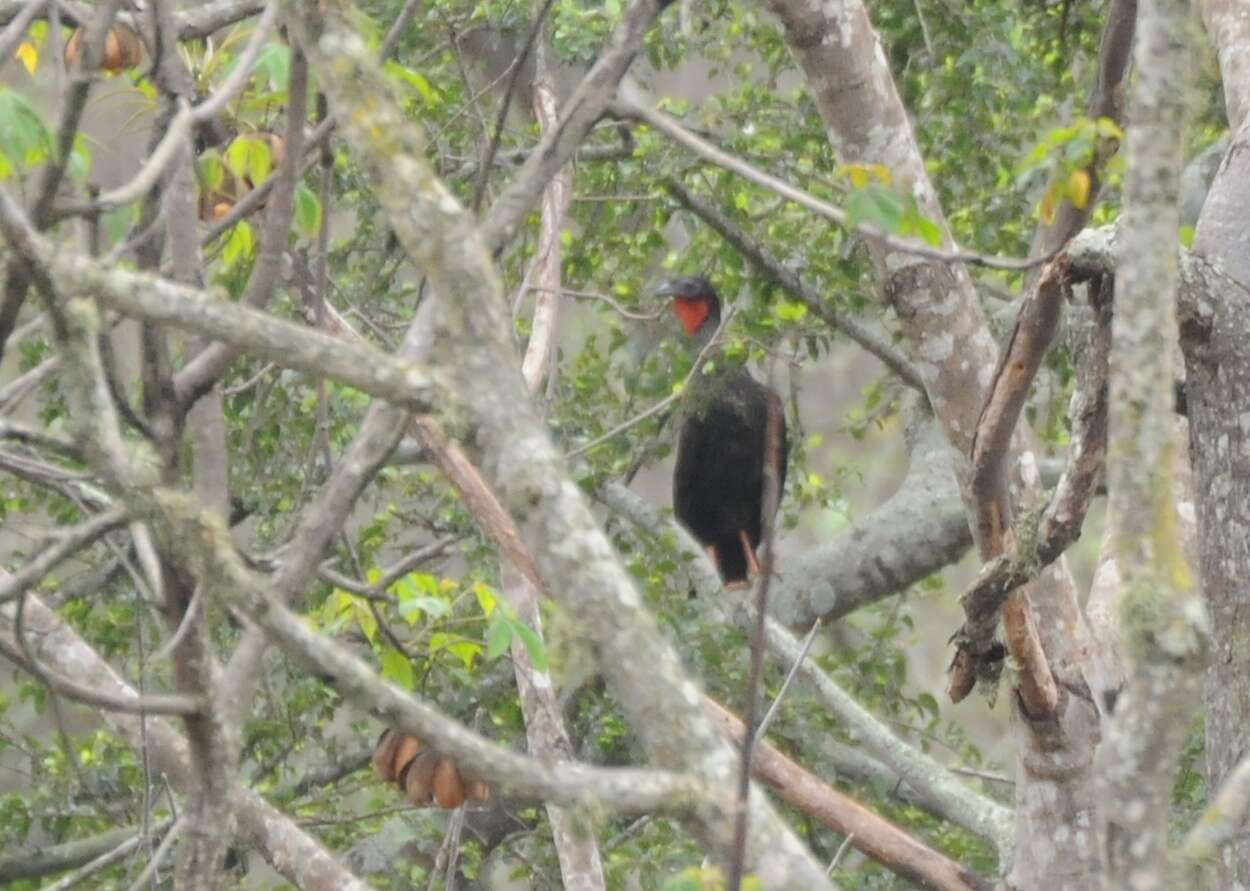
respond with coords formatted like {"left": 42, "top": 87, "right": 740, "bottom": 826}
{"left": 1183, "top": 114, "right": 1250, "bottom": 888}
{"left": 760, "top": 1, "right": 1100, "bottom": 885}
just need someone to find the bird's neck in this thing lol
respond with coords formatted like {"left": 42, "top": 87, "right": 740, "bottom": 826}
{"left": 689, "top": 313, "right": 719, "bottom": 348}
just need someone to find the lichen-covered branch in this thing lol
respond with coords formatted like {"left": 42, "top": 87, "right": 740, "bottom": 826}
{"left": 598, "top": 478, "right": 1013, "bottom": 855}
{"left": 1094, "top": 0, "right": 1208, "bottom": 884}
{"left": 0, "top": 592, "right": 373, "bottom": 891}
{"left": 705, "top": 699, "right": 995, "bottom": 891}
{"left": 0, "top": 216, "right": 442, "bottom": 412}
{"left": 285, "top": 4, "right": 837, "bottom": 884}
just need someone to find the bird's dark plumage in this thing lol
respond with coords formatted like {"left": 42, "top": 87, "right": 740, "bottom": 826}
{"left": 661, "top": 276, "right": 787, "bottom": 586}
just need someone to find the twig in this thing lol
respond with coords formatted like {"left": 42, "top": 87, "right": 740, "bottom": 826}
{"left": 151, "top": 583, "right": 203, "bottom": 662}
{"left": 619, "top": 100, "right": 1052, "bottom": 272}
{"left": 121, "top": 817, "right": 183, "bottom": 891}
{"left": 664, "top": 177, "right": 925, "bottom": 391}
{"left": 0, "top": 507, "right": 128, "bottom": 605}
{"left": 827, "top": 834, "right": 855, "bottom": 875}
{"left": 564, "top": 306, "right": 736, "bottom": 459}
{"left": 728, "top": 387, "right": 783, "bottom": 891}
{"left": 754, "top": 617, "right": 821, "bottom": 746}
{"left": 470, "top": 0, "right": 558, "bottom": 211}
{"left": 531, "top": 285, "right": 662, "bottom": 321}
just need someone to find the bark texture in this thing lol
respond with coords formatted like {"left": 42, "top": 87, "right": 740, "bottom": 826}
{"left": 0, "top": 593, "right": 372, "bottom": 891}
{"left": 760, "top": 0, "right": 1098, "bottom": 885}
{"left": 1184, "top": 104, "right": 1250, "bottom": 891}
{"left": 283, "top": 4, "right": 837, "bottom": 886}
{"left": 1095, "top": 0, "right": 1208, "bottom": 887}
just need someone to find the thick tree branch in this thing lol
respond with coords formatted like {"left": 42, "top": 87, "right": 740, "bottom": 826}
{"left": 598, "top": 478, "right": 1013, "bottom": 854}
{"left": 706, "top": 700, "right": 995, "bottom": 891}
{"left": 0, "top": 592, "right": 373, "bottom": 891}
{"left": 0, "top": 822, "right": 165, "bottom": 884}
{"left": 286, "top": 7, "right": 838, "bottom": 882}
{"left": 946, "top": 260, "right": 1073, "bottom": 713}
{"left": 1094, "top": 0, "right": 1208, "bottom": 883}
{"left": 0, "top": 208, "right": 442, "bottom": 413}
{"left": 949, "top": 273, "right": 1111, "bottom": 697}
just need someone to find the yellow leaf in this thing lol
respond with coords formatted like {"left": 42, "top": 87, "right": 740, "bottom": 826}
{"left": 1066, "top": 169, "right": 1091, "bottom": 209}
{"left": 1038, "top": 182, "right": 1058, "bottom": 225}
{"left": 16, "top": 42, "right": 38, "bottom": 75}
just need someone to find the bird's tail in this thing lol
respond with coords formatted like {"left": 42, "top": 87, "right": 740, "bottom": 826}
{"left": 713, "top": 535, "right": 750, "bottom": 586}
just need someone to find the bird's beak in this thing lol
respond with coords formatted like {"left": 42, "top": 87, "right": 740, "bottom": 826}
{"left": 653, "top": 280, "right": 681, "bottom": 300}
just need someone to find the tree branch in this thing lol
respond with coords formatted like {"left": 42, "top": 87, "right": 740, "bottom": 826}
{"left": 0, "top": 592, "right": 374, "bottom": 891}
{"left": 663, "top": 178, "right": 925, "bottom": 391}
{"left": 705, "top": 699, "right": 995, "bottom": 891}
{"left": 948, "top": 272, "right": 1110, "bottom": 700}
{"left": 478, "top": 0, "right": 667, "bottom": 252}
{"left": 617, "top": 99, "right": 1047, "bottom": 272}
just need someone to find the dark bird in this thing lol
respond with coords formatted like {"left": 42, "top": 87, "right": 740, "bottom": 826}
{"left": 659, "top": 276, "right": 787, "bottom": 588}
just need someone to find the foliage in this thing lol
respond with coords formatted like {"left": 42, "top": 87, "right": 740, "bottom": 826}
{"left": 0, "top": 0, "right": 1231, "bottom": 888}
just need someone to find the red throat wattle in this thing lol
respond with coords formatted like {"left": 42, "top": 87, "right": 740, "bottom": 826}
{"left": 672, "top": 297, "right": 709, "bottom": 337}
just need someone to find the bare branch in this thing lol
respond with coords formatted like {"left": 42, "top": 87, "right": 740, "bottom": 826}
{"left": 41, "top": 819, "right": 177, "bottom": 891}
{"left": 618, "top": 99, "right": 1047, "bottom": 272}
{"left": 597, "top": 477, "right": 1013, "bottom": 853}
{"left": 948, "top": 272, "right": 1111, "bottom": 698}
{"left": 0, "top": 199, "right": 441, "bottom": 413}
{"left": 946, "top": 259, "right": 1073, "bottom": 714}
{"left": 706, "top": 699, "right": 995, "bottom": 891}
{"left": 479, "top": 0, "right": 667, "bottom": 252}
{"left": 0, "top": 821, "right": 167, "bottom": 884}
{"left": 663, "top": 177, "right": 925, "bottom": 391}
{"left": 0, "top": 507, "right": 128, "bottom": 605}
{"left": 0, "top": 593, "right": 374, "bottom": 891}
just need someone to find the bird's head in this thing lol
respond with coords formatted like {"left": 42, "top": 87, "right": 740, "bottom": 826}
{"left": 656, "top": 275, "right": 721, "bottom": 344}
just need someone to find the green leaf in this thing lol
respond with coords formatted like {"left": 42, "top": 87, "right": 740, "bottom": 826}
{"left": 294, "top": 183, "right": 321, "bottom": 237}
{"left": 0, "top": 88, "right": 53, "bottom": 175}
{"left": 380, "top": 646, "right": 415, "bottom": 690}
{"left": 472, "top": 581, "right": 498, "bottom": 616}
{"left": 199, "top": 150, "right": 225, "bottom": 192}
{"left": 384, "top": 60, "right": 435, "bottom": 103}
{"left": 254, "top": 42, "right": 291, "bottom": 92}
{"left": 914, "top": 215, "right": 944, "bottom": 246}
{"left": 221, "top": 220, "right": 254, "bottom": 268}
{"left": 508, "top": 617, "right": 548, "bottom": 671}
{"left": 485, "top": 611, "right": 512, "bottom": 660}
{"left": 396, "top": 589, "right": 450, "bottom": 625}
{"left": 773, "top": 301, "right": 807, "bottom": 322}
{"left": 225, "top": 135, "right": 271, "bottom": 186}
{"left": 430, "top": 633, "right": 481, "bottom": 669}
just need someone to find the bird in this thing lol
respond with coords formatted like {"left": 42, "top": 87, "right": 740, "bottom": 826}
{"left": 372, "top": 729, "right": 492, "bottom": 809}
{"left": 658, "top": 276, "right": 788, "bottom": 589}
